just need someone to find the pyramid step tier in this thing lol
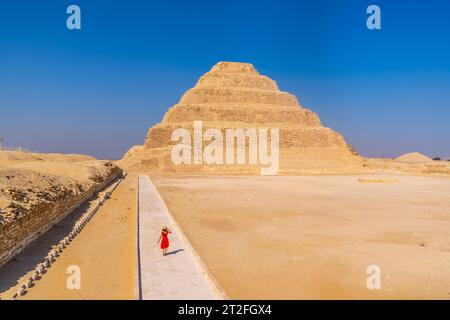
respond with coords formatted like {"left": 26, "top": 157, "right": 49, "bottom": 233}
{"left": 144, "top": 124, "right": 349, "bottom": 149}
{"left": 162, "top": 104, "right": 322, "bottom": 126}
{"left": 179, "top": 88, "right": 299, "bottom": 107}
{"left": 196, "top": 72, "right": 280, "bottom": 91}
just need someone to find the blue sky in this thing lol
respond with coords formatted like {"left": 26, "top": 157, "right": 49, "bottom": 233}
{"left": 1, "top": 0, "right": 449, "bottom": 159}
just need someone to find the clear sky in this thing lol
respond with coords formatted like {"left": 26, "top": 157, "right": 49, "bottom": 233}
{"left": 1, "top": 0, "right": 449, "bottom": 159}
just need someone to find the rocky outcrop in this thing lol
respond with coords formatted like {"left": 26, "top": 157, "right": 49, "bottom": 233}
{"left": 121, "top": 62, "right": 362, "bottom": 174}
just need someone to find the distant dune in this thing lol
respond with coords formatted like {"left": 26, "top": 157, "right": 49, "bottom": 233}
{"left": 0, "top": 150, "right": 95, "bottom": 167}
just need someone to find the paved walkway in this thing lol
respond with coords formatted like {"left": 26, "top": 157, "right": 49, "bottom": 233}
{"left": 137, "top": 175, "right": 225, "bottom": 300}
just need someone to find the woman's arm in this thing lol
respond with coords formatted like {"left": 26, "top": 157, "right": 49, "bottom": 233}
{"left": 157, "top": 235, "right": 161, "bottom": 244}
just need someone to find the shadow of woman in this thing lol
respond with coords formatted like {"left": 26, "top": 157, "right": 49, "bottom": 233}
{"left": 166, "top": 249, "right": 184, "bottom": 256}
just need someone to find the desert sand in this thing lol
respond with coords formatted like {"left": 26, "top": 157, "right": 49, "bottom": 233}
{"left": 152, "top": 174, "right": 450, "bottom": 299}
{"left": 0, "top": 150, "right": 95, "bottom": 167}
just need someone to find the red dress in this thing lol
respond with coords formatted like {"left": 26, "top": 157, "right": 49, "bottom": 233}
{"left": 160, "top": 231, "right": 169, "bottom": 249}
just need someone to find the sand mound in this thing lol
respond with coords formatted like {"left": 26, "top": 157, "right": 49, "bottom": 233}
{"left": 0, "top": 150, "right": 96, "bottom": 170}
{"left": 394, "top": 152, "right": 432, "bottom": 163}
{"left": 120, "top": 61, "right": 362, "bottom": 174}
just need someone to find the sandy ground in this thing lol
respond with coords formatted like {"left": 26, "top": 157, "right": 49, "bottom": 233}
{"left": 0, "top": 174, "right": 137, "bottom": 300}
{"left": 152, "top": 174, "right": 450, "bottom": 299}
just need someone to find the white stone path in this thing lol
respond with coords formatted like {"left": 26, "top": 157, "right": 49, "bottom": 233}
{"left": 137, "top": 175, "right": 226, "bottom": 300}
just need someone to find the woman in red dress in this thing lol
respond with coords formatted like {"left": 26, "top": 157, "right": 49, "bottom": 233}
{"left": 157, "top": 226, "right": 172, "bottom": 256}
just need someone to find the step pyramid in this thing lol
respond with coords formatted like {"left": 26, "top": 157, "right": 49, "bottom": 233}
{"left": 121, "top": 62, "right": 361, "bottom": 174}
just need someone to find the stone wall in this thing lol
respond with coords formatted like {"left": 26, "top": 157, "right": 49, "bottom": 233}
{"left": 0, "top": 164, "right": 122, "bottom": 267}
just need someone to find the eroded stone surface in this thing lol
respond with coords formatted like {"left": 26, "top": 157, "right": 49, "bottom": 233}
{"left": 0, "top": 161, "right": 122, "bottom": 266}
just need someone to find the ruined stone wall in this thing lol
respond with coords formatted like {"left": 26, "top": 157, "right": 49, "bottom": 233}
{"left": 0, "top": 165, "right": 122, "bottom": 267}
